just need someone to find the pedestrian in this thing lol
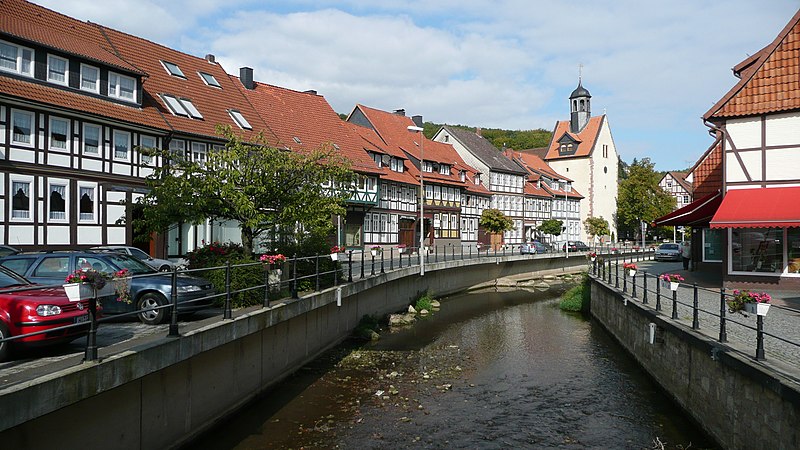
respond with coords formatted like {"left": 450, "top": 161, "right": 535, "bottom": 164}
{"left": 681, "top": 241, "right": 691, "bottom": 270}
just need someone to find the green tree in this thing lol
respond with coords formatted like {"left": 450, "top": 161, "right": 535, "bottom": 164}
{"left": 584, "top": 217, "right": 610, "bottom": 243}
{"left": 134, "top": 125, "right": 356, "bottom": 255}
{"left": 479, "top": 208, "right": 514, "bottom": 233}
{"left": 538, "top": 219, "right": 563, "bottom": 237}
{"left": 616, "top": 158, "right": 676, "bottom": 240}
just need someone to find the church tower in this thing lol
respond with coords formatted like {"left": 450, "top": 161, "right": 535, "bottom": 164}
{"left": 569, "top": 80, "right": 591, "bottom": 133}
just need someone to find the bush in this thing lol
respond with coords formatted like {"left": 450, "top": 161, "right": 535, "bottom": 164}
{"left": 187, "top": 243, "right": 265, "bottom": 308}
{"left": 353, "top": 314, "right": 380, "bottom": 340}
{"left": 559, "top": 274, "right": 590, "bottom": 312}
{"left": 415, "top": 290, "right": 434, "bottom": 312}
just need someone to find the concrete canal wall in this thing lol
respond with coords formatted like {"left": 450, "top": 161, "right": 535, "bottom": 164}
{"left": 589, "top": 277, "right": 800, "bottom": 450}
{"left": 0, "top": 254, "right": 588, "bottom": 450}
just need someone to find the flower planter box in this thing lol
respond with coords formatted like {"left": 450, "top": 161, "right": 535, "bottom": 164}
{"left": 744, "top": 302, "right": 771, "bottom": 316}
{"left": 398, "top": 247, "right": 406, "bottom": 254}
{"left": 660, "top": 280, "right": 680, "bottom": 291}
{"left": 63, "top": 282, "right": 115, "bottom": 302}
{"left": 628, "top": 269, "right": 637, "bottom": 277}
{"left": 330, "top": 253, "right": 339, "bottom": 261}
{"left": 370, "top": 250, "right": 379, "bottom": 257}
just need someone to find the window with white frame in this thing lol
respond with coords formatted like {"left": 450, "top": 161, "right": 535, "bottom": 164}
{"left": 11, "top": 109, "right": 33, "bottom": 146}
{"left": 191, "top": 142, "right": 207, "bottom": 164}
{"left": 113, "top": 130, "right": 130, "bottom": 160}
{"left": 11, "top": 180, "right": 31, "bottom": 219}
{"left": 139, "top": 135, "right": 156, "bottom": 164}
{"left": 169, "top": 139, "right": 186, "bottom": 160}
{"left": 83, "top": 123, "right": 100, "bottom": 154}
{"left": 199, "top": 72, "right": 221, "bottom": 87}
{"left": 48, "top": 182, "right": 67, "bottom": 221}
{"left": 0, "top": 40, "right": 34, "bottom": 76}
{"left": 49, "top": 117, "right": 69, "bottom": 151}
{"left": 179, "top": 98, "right": 203, "bottom": 119}
{"left": 228, "top": 109, "right": 252, "bottom": 129}
{"left": 439, "top": 164, "right": 450, "bottom": 175}
{"left": 108, "top": 72, "right": 136, "bottom": 101}
{"left": 47, "top": 54, "right": 68, "bottom": 85}
{"left": 80, "top": 64, "right": 99, "bottom": 92}
{"left": 78, "top": 185, "right": 95, "bottom": 221}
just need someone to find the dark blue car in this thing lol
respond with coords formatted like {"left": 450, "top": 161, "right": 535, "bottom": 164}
{"left": 0, "top": 251, "right": 214, "bottom": 325}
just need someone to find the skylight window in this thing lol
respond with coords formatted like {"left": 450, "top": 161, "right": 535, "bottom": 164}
{"left": 161, "top": 94, "right": 203, "bottom": 119}
{"left": 161, "top": 60, "right": 185, "bottom": 78}
{"left": 228, "top": 109, "right": 252, "bottom": 130}
{"left": 293, "top": 137, "right": 302, "bottom": 144}
{"left": 199, "top": 72, "right": 221, "bottom": 88}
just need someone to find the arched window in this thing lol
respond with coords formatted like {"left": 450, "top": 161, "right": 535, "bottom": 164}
{"left": 579, "top": 100, "right": 585, "bottom": 111}
{"left": 573, "top": 100, "right": 577, "bottom": 111}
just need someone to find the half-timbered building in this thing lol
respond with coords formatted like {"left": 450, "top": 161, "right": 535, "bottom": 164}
{"left": 701, "top": 9, "right": 800, "bottom": 289}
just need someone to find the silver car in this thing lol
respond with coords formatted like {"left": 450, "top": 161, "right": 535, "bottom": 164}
{"left": 91, "top": 246, "right": 175, "bottom": 271}
{"left": 655, "top": 243, "right": 681, "bottom": 261}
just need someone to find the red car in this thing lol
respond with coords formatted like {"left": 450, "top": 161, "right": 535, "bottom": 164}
{"left": 0, "top": 265, "right": 93, "bottom": 361}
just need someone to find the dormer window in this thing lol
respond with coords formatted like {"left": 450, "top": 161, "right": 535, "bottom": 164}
{"left": 47, "top": 54, "right": 69, "bottom": 85}
{"left": 560, "top": 144, "right": 567, "bottom": 152}
{"left": 422, "top": 161, "right": 434, "bottom": 173}
{"left": 0, "top": 40, "right": 34, "bottom": 77}
{"left": 109, "top": 72, "right": 137, "bottom": 102}
{"left": 228, "top": 109, "right": 252, "bottom": 129}
{"left": 373, "top": 152, "right": 383, "bottom": 167}
{"left": 199, "top": 72, "right": 221, "bottom": 87}
{"left": 460, "top": 171, "right": 466, "bottom": 182}
{"left": 80, "top": 64, "right": 99, "bottom": 93}
{"left": 161, "top": 60, "right": 185, "bottom": 78}
{"left": 439, "top": 164, "right": 451, "bottom": 175}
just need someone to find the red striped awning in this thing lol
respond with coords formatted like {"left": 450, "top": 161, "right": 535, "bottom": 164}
{"left": 710, "top": 187, "right": 800, "bottom": 229}
{"left": 653, "top": 191, "right": 721, "bottom": 227}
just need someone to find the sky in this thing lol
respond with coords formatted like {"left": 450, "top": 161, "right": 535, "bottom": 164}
{"left": 36, "top": 0, "right": 799, "bottom": 171}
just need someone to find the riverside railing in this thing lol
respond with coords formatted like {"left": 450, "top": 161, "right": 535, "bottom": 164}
{"left": 590, "top": 257, "right": 800, "bottom": 374}
{"left": 0, "top": 242, "right": 643, "bottom": 365}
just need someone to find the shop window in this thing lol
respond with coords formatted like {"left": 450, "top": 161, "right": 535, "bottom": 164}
{"left": 702, "top": 228, "right": 723, "bottom": 263}
{"left": 730, "top": 228, "right": 783, "bottom": 274}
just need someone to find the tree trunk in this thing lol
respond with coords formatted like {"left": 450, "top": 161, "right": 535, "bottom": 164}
{"left": 241, "top": 226, "right": 254, "bottom": 256}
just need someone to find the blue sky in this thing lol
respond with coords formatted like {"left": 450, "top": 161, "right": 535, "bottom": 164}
{"left": 38, "top": 0, "right": 799, "bottom": 171}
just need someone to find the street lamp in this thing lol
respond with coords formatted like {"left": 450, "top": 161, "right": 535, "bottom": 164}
{"left": 408, "top": 125, "right": 425, "bottom": 276}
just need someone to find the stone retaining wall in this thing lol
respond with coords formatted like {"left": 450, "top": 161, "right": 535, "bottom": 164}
{"left": 590, "top": 277, "right": 800, "bottom": 450}
{"left": 0, "top": 254, "right": 588, "bottom": 450}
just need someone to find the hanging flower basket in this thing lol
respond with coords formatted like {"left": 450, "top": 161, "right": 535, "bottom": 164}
{"left": 397, "top": 244, "right": 407, "bottom": 254}
{"left": 588, "top": 251, "right": 597, "bottom": 262}
{"left": 660, "top": 274, "right": 684, "bottom": 291}
{"left": 63, "top": 268, "right": 129, "bottom": 302}
{"left": 370, "top": 246, "right": 382, "bottom": 257}
{"left": 623, "top": 262, "right": 637, "bottom": 277}
{"left": 728, "top": 290, "right": 772, "bottom": 316}
{"left": 330, "top": 246, "right": 345, "bottom": 261}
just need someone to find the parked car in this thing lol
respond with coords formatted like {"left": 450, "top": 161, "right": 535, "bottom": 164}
{"left": 0, "top": 265, "right": 92, "bottom": 361}
{"left": 0, "top": 251, "right": 214, "bottom": 325}
{"left": 520, "top": 241, "right": 548, "bottom": 255}
{"left": 0, "top": 245, "right": 20, "bottom": 257}
{"left": 91, "top": 246, "right": 175, "bottom": 272}
{"left": 655, "top": 243, "right": 682, "bottom": 261}
{"left": 562, "top": 241, "right": 591, "bottom": 252}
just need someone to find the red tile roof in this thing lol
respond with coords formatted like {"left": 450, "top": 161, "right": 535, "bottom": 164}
{"left": 705, "top": 9, "right": 800, "bottom": 120}
{"left": 666, "top": 171, "right": 693, "bottom": 194}
{"left": 1, "top": 0, "right": 143, "bottom": 74}
{"left": 346, "top": 122, "right": 417, "bottom": 182}
{"left": 506, "top": 150, "right": 572, "bottom": 182}
{"left": 689, "top": 136, "right": 723, "bottom": 200}
{"left": 351, "top": 104, "right": 478, "bottom": 188}
{"left": 543, "top": 115, "right": 604, "bottom": 160}
{"left": 238, "top": 81, "right": 380, "bottom": 174}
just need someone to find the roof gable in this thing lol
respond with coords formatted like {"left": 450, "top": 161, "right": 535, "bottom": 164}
{"left": 705, "top": 9, "right": 800, "bottom": 120}
{"left": 441, "top": 125, "right": 526, "bottom": 175}
{"left": 544, "top": 115, "right": 604, "bottom": 160}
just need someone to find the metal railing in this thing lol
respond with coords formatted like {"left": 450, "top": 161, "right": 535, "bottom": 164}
{"left": 589, "top": 256, "right": 800, "bottom": 375}
{"left": 0, "top": 243, "right": 639, "bottom": 365}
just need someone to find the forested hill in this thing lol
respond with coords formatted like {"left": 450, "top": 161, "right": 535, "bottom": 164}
{"left": 338, "top": 113, "right": 552, "bottom": 150}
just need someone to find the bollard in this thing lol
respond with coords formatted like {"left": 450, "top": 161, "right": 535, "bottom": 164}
{"left": 692, "top": 284, "right": 700, "bottom": 330}
{"left": 169, "top": 267, "right": 179, "bottom": 335}
{"left": 360, "top": 249, "right": 365, "bottom": 279}
{"left": 370, "top": 253, "right": 375, "bottom": 276}
{"left": 84, "top": 296, "right": 99, "bottom": 362}
{"left": 632, "top": 273, "right": 637, "bottom": 298}
{"left": 435, "top": 245, "right": 438, "bottom": 263}
{"left": 642, "top": 271, "right": 648, "bottom": 304}
{"left": 348, "top": 251, "right": 353, "bottom": 282}
{"left": 671, "top": 289, "right": 678, "bottom": 320}
{"left": 719, "top": 288, "right": 727, "bottom": 342}
{"left": 381, "top": 250, "right": 385, "bottom": 274}
{"left": 390, "top": 248, "right": 394, "bottom": 271}
{"left": 623, "top": 270, "right": 628, "bottom": 293}
{"left": 755, "top": 315, "right": 766, "bottom": 361}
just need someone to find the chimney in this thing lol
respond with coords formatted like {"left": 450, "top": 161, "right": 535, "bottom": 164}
{"left": 412, "top": 115, "right": 423, "bottom": 128}
{"left": 205, "top": 54, "right": 216, "bottom": 64}
{"left": 393, "top": 108, "right": 405, "bottom": 116}
{"left": 303, "top": 89, "right": 317, "bottom": 95}
{"left": 240, "top": 67, "right": 254, "bottom": 90}
{"left": 476, "top": 127, "right": 482, "bottom": 136}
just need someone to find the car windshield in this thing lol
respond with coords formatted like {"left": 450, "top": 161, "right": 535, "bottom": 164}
{"left": 0, "top": 265, "right": 30, "bottom": 288}
{"left": 102, "top": 253, "right": 157, "bottom": 275}
{"left": 660, "top": 244, "right": 679, "bottom": 250}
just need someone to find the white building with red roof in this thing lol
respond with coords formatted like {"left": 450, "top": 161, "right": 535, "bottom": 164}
{"left": 541, "top": 81, "right": 619, "bottom": 242}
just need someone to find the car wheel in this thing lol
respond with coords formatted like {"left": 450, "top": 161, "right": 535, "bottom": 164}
{"left": 158, "top": 265, "right": 171, "bottom": 272}
{"left": 0, "top": 322, "right": 10, "bottom": 361}
{"left": 137, "top": 293, "right": 168, "bottom": 325}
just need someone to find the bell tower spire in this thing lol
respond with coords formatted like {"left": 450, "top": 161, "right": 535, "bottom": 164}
{"left": 569, "top": 67, "right": 591, "bottom": 133}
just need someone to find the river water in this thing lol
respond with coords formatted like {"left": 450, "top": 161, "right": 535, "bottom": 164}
{"left": 188, "top": 286, "right": 718, "bottom": 449}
